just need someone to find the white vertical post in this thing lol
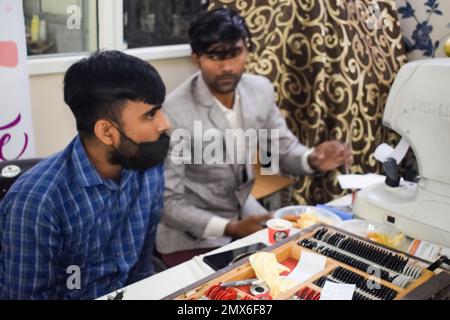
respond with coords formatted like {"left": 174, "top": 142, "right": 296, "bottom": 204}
{"left": 98, "top": 0, "right": 124, "bottom": 50}
{"left": 0, "top": 0, "right": 36, "bottom": 160}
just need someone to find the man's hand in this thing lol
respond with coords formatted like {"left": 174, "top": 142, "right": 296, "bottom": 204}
{"left": 308, "top": 140, "right": 353, "bottom": 172}
{"left": 224, "top": 214, "right": 272, "bottom": 239}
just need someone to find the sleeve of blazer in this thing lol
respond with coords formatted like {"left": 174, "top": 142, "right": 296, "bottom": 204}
{"left": 162, "top": 108, "right": 222, "bottom": 239}
{"left": 259, "top": 77, "right": 313, "bottom": 176}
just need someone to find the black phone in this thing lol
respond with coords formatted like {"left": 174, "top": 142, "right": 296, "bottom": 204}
{"left": 202, "top": 242, "right": 267, "bottom": 271}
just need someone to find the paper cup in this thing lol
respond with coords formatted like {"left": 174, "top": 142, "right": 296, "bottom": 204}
{"left": 267, "top": 218, "right": 292, "bottom": 244}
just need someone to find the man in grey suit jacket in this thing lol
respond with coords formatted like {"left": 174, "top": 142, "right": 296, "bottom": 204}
{"left": 156, "top": 8, "right": 352, "bottom": 266}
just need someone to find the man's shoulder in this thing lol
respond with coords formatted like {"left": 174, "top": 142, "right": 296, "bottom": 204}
{"left": 238, "top": 74, "right": 275, "bottom": 108}
{"left": 4, "top": 145, "right": 74, "bottom": 207}
{"left": 165, "top": 73, "right": 199, "bottom": 107}
{"left": 164, "top": 72, "right": 273, "bottom": 106}
{"left": 240, "top": 73, "right": 273, "bottom": 89}
{"left": 240, "top": 73, "right": 274, "bottom": 96}
{"left": 163, "top": 73, "right": 201, "bottom": 127}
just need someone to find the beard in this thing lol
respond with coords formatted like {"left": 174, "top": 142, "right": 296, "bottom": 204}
{"left": 108, "top": 132, "right": 171, "bottom": 172}
{"left": 208, "top": 73, "right": 242, "bottom": 94}
{"left": 108, "top": 136, "right": 142, "bottom": 170}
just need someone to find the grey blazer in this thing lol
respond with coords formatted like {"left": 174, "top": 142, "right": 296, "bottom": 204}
{"left": 156, "top": 72, "right": 311, "bottom": 254}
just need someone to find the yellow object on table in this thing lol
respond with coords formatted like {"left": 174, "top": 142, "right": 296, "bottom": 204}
{"left": 444, "top": 37, "right": 450, "bottom": 57}
{"left": 282, "top": 212, "right": 333, "bottom": 229}
{"left": 249, "top": 252, "right": 297, "bottom": 298}
{"left": 368, "top": 232, "right": 405, "bottom": 248}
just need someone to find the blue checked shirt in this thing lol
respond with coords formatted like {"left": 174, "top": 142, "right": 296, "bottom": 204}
{"left": 0, "top": 136, "right": 164, "bottom": 299}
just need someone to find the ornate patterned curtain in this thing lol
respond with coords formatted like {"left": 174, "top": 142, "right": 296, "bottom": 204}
{"left": 209, "top": 0, "right": 408, "bottom": 204}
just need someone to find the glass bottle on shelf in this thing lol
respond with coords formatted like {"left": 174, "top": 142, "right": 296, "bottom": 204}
{"left": 30, "top": 14, "right": 40, "bottom": 43}
{"left": 39, "top": 19, "right": 47, "bottom": 43}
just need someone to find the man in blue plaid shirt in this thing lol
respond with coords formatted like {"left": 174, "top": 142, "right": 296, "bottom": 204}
{"left": 0, "top": 51, "right": 171, "bottom": 299}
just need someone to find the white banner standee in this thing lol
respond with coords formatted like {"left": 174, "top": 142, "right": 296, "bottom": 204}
{"left": 0, "top": 0, "right": 36, "bottom": 161}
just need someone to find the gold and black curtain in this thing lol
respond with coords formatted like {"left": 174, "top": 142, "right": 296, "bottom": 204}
{"left": 209, "top": 0, "right": 408, "bottom": 204}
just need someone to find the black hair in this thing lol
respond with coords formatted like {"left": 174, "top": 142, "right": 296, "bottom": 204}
{"left": 188, "top": 7, "right": 252, "bottom": 54}
{"left": 64, "top": 50, "right": 166, "bottom": 136}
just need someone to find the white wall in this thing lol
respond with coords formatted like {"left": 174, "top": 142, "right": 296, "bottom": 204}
{"left": 395, "top": 0, "right": 450, "bottom": 59}
{"left": 30, "top": 56, "right": 197, "bottom": 157}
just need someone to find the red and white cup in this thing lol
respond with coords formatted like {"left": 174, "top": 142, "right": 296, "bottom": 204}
{"left": 267, "top": 218, "right": 292, "bottom": 244}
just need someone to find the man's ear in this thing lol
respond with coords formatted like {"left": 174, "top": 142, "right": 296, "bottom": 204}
{"left": 94, "top": 119, "right": 117, "bottom": 146}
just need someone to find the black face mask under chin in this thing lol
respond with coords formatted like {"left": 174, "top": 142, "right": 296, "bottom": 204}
{"left": 110, "top": 126, "right": 170, "bottom": 171}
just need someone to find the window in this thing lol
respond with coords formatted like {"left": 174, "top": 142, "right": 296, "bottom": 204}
{"left": 123, "top": 0, "right": 209, "bottom": 49}
{"left": 23, "top": 0, "right": 98, "bottom": 57}
{"left": 24, "top": 0, "right": 206, "bottom": 75}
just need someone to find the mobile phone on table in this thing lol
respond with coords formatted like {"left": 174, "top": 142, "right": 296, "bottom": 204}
{"left": 202, "top": 242, "right": 267, "bottom": 271}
